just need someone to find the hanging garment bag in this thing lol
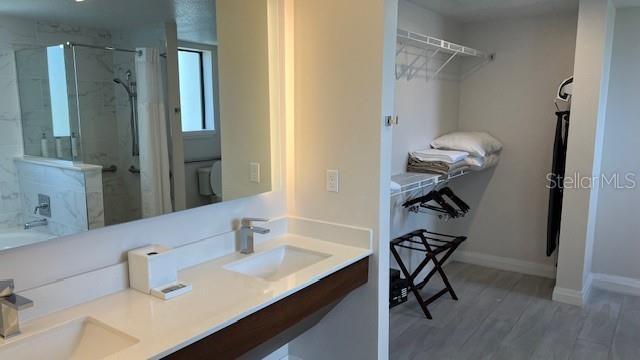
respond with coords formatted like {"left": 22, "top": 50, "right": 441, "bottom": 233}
{"left": 547, "top": 111, "right": 570, "bottom": 256}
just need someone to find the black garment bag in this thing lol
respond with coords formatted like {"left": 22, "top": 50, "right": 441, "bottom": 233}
{"left": 547, "top": 111, "right": 570, "bottom": 256}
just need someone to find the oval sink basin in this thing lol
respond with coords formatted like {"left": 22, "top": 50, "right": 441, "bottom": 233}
{"left": 0, "top": 317, "right": 138, "bottom": 360}
{"left": 224, "top": 245, "right": 331, "bottom": 281}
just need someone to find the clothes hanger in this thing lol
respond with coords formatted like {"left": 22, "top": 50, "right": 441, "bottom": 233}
{"left": 403, "top": 190, "right": 460, "bottom": 218}
{"left": 438, "top": 187, "right": 470, "bottom": 214}
{"left": 555, "top": 76, "right": 573, "bottom": 112}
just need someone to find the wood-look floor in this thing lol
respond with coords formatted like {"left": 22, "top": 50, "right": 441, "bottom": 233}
{"left": 390, "top": 262, "right": 640, "bottom": 360}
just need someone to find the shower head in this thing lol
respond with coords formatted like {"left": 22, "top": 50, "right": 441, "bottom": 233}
{"left": 113, "top": 78, "right": 123, "bottom": 85}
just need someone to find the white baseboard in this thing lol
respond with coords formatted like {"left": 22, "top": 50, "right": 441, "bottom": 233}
{"left": 453, "top": 250, "right": 556, "bottom": 279}
{"left": 591, "top": 273, "right": 640, "bottom": 297}
{"left": 552, "top": 273, "right": 593, "bottom": 306}
{"left": 552, "top": 287, "right": 585, "bottom": 306}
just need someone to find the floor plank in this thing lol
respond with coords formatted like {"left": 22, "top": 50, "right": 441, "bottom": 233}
{"left": 570, "top": 340, "right": 609, "bottom": 360}
{"left": 488, "top": 274, "right": 547, "bottom": 322}
{"left": 494, "top": 296, "right": 558, "bottom": 358}
{"left": 410, "top": 304, "right": 493, "bottom": 360}
{"left": 530, "top": 303, "right": 587, "bottom": 360}
{"left": 610, "top": 309, "right": 640, "bottom": 360}
{"left": 577, "top": 289, "right": 623, "bottom": 346}
{"left": 389, "top": 263, "right": 639, "bottom": 360}
{"left": 455, "top": 316, "right": 514, "bottom": 360}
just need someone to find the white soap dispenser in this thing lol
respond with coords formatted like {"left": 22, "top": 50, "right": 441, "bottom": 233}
{"left": 128, "top": 245, "right": 192, "bottom": 300}
{"left": 55, "top": 137, "right": 63, "bottom": 158}
{"left": 71, "top": 132, "right": 78, "bottom": 159}
{"left": 40, "top": 133, "right": 49, "bottom": 158}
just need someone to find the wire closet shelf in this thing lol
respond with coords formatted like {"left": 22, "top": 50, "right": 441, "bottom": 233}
{"left": 391, "top": 169, "right": 468, "bottom": 198}
{"left": 396, "top": 29, "right": 494, "bottom": 81}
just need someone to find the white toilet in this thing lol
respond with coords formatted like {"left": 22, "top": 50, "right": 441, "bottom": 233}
{"left": 197, "top": 160, "right": 222, "bottom": 202}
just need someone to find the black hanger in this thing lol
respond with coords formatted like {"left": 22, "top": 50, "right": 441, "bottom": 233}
{"left": 403, "top": 190, "right": 460, "bottom": 218}
{"left": 439, "top": 187, "right": 470, "bottom": 214}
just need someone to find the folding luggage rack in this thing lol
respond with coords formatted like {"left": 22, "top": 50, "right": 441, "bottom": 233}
{"left": 390, "top": 229, "right": 466, "bottom": 319}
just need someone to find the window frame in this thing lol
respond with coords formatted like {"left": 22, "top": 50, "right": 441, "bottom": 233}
{"left": 178, "top": 47, "right": 207, "bottom": 132}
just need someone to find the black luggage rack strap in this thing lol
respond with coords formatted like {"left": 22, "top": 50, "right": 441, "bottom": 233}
{"left": 390, "top": 229, "right": 467, "bottom": 319}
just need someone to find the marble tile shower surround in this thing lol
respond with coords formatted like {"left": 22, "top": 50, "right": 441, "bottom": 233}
{"left": 3, "top": 16, "right": 167, "bottom": 227}
{"left": 14, "top": 158, "right": 104, "bottom": 237}
{"left": 0, "top": 27, "right": 24, "bottom": 229}
{"left": 11, "top": 20, "right": 113, "bottom": 162}
{"left": 108, "top": 26, "right": 168, "bottom": 225}
{"left": 4, "top": 18, "right": 123, "bottom": 229}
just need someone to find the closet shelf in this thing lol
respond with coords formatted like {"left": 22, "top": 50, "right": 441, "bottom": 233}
{"left": 396, "top": 29, "right": 494, "bottom": 81}
{"left": 391, "top": 169, "right": 468, "bottom": 197}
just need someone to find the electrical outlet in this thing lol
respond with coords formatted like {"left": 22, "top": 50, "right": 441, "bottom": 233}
{"left": 250, "top": 162, "right": 261, "bottom": 183}
{"left": 326, "top": 169, "right": 339, "bottom": 193}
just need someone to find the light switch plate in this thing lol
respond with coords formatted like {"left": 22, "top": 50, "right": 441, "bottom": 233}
{"left": 250, "top": 162, "right": 261, "bottom": 183}
{"left": 326, "top": 170, "right": 339, "bottom": 193}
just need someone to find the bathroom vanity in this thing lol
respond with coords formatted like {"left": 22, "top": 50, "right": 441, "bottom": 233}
{"left": 0, "top": 230, "right": 371, "bottom": 359}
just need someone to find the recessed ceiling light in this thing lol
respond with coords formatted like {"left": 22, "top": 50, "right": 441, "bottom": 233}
{"left": 75, "top": 0, "right": 85, "bottom": 2}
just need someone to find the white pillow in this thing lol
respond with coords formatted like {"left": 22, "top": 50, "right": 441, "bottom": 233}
{"left": 430, "top": 132, "right": 502, "bottom": 157}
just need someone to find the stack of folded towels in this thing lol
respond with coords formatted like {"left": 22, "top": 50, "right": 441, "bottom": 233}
{"left": 407, "top": 149, "right": 469, "bottom": 174}
{"left": 407, "top": 132, "right": 502, "bottom": 175}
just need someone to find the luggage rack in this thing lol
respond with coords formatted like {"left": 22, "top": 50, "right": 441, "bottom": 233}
{"left": 390, "top": 229, "right": 466, "bottom": 319}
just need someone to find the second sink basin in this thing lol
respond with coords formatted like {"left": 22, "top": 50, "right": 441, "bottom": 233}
{"left": 0, "top": 317, "right": 138, "bottom": 360}
{"left": 224, "top": 245, "right": 331, "bottom": 281}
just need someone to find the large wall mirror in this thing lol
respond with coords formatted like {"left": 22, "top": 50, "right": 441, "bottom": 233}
{"left": 0, "top": 0, "right": 274, "bottom": 251}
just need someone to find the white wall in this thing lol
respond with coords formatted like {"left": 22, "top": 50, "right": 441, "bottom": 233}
{"left": 217, "top": 0, "right": 273, "bottom": 201}
{"left": 452, "top": 13, "right": 578, "bottom": 276}
{"left": 287, "top": 0, "right": 393, "bottom": 358}
{"left": 555, "top": 0, "right": 616, "bottom": 304}
{"left": 390, "top": 0, "right": 464, "bottom": 282}
{"left": 392, "top": 0, "right": 461, "bottom": 176}
{"left": 592, "top": 8, "right": 640, "bottom": 282}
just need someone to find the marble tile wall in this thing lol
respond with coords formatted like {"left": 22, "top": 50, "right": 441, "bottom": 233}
{"left": 0, "top": 20, "right": 26, "bottom": 229}
{"left": 102, "top": 26, "right": 167, "bottom": 225}
{"left": 14, "top": 158, "right": 104, "bottom": 236}
{"left": 1, "top": 16, "right": 115, "bottom": 230}
{"left": 14, "top": 21, "right": 113, "bottom": 161}
{"left": 3, "top": 16, "right": 169, "bottom": 229}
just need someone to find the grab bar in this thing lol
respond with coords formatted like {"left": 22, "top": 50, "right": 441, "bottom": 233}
{"left": 184, "top": 156, "right": 221, "bottom": 164}
{"left": 102, "top": 165, "right": 117, "bottom": 173}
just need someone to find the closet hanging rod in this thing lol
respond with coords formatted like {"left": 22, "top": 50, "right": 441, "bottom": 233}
{"left": 396, "top": 29, "right": 491, "bottom": 60}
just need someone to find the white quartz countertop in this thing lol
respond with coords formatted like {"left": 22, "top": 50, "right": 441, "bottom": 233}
{"left": 0, "top": 235, "right": 372, "bottom": 359}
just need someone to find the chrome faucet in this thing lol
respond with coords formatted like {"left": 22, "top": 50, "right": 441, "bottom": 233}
{"left": 33, "top": 203, "right": 49, "bottom": 215}
{"left": 0, "top": 279, "right": 34, "bottom": 339}
{"left": 239, "top": 218, "right": 270, "bottom": 254}
{"left": 24, "top": 218, "right": 47, "bottom": 230}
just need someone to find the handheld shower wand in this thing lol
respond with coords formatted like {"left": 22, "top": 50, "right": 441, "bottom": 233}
{"left": 113, "top": 70, "right": 139, "bottom": 157}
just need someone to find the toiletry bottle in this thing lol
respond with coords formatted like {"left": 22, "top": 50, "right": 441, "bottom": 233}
{"left": 41, "top": 133, "right": 49, "bottom": 158}
{"left": 55, "top": 137, "right": 63, "bottom": 158}
{"left": 71, "top": 132, "right": 78, "bottom": 159}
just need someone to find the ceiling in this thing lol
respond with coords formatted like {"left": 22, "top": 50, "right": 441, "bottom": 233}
{"left": 0, "top": 0, "right": 217, "bottom": 44}
{"left": 409, "top": 0, "right": 580, "bottom": 23}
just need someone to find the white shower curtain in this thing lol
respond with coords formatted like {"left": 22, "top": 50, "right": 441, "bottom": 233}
{"left": 135, "top": 48, "right": 173, "bottom": 217}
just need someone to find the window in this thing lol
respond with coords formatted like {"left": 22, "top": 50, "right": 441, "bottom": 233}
{"left": 47, "top": 45, "right": 71, "bottom": 137}
{"left": 178, "top": 47, "right": 216, "bottom": 133}
{"left": 178, "top": 49, "right": 205, "bottom": 132}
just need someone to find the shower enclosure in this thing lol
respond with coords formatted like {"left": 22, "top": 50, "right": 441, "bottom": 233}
{"left": 14, "top": 42, "right": 153, "bottom": 225}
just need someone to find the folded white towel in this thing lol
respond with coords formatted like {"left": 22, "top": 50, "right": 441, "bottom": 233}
{"left": 411, "top": 149, "right": 469, "bottom": 164}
